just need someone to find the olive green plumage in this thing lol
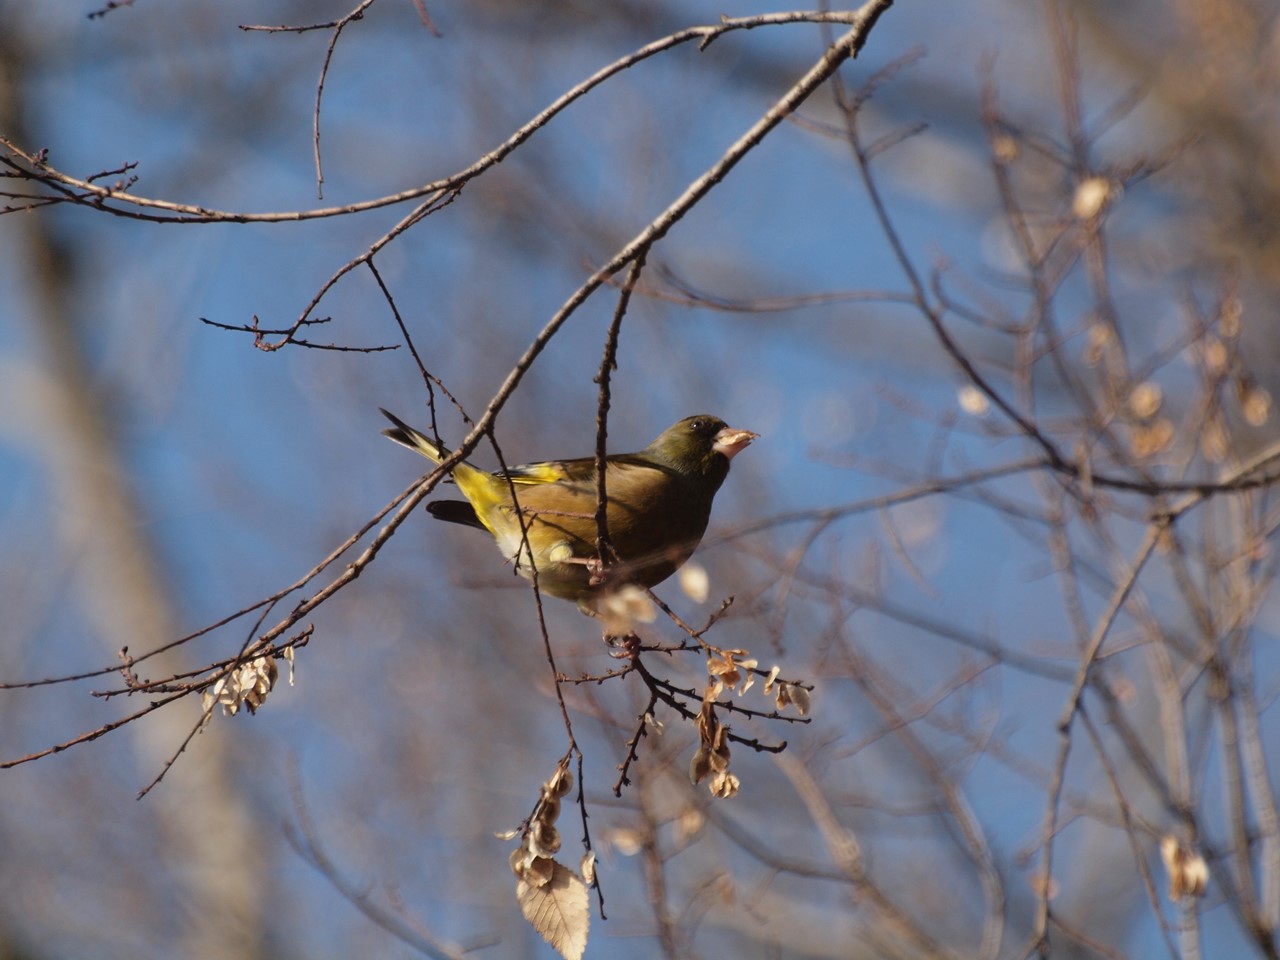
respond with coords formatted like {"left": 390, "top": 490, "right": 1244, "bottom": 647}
{"left": 380, "top": 410, "right": 757, "bottom": 605}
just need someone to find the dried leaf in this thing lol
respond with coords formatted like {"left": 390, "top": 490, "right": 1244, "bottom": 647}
{"left": 530, "top": 820, "right": 561, "bottom": 858}
{"left": 679, "top": 563, "right": 709, "bottom": 603}
{"left": 1073, "top": 176, "right": 1113, "bottom": 219}
{"left": 607, "top": 826, "right": 642, "bottom": 857}
{"left": 525, "top": 855, "right": 555, "bottom": 889}
{"left": 1202, "top": 337, "right": 1228, "bottom": 375}
{"left": 775, "top": 683, "right": 792, "bottom": 711}
{"left": 958, "top": 384, "right": 990, "bottom": 416}
{"left": 538, "top": 793, "right": 562, "bottom": 824}
{"left": 1128, "top": 381, "right": 1162, "bottom": 420}
{"left": 547, "top": 766, "right": 574, "bottom": 798}
{"left": 711, "top": 722, "right": 730, "bottom": 755}
{"left": 789, "top": 684, "right": 812, "bottom": 717}
{"left": 1161, "top": 836, "right": 1209, "bottom": 900}
{"left": 707, "top": 654, "right": 738, "bottom": 680}
{"left": 510, "top": 846, "right": 534, "bottom": 879}
{"left": 210, "top": 677, "right": 236, "bottom": 716}
{"left": 762, "top": 665, "right": 781, "bottom": 694}
{"left": 198, "top": 692, "right": 215, "bottom": 730}
{"left": 708, "top": 747, "right": 730, "bottom": 774}
{"left": 241, "top": 657, "right": 276, "bottom": 713}
{"left": 991, "top": 133, "right": 1019, "bottom": 164}
{"left": 208, "top": 656, "right": 280, "bottom": 718}
{"left": 1083, "top": 323, "right": 1112, "bottom": 367}
{"left": 707, "top": 651, "right": 757, "bottom": 697}
{"left": 517, "top": 860, "right": 590, "bottom": 960}
{"left": 710, "top": 771, "right": 741, "bottom": 799}
{"left": 599, "top": 585, "right": 656, "bottom": 635}
{"left": 690, "top": 747, "right": 711, "bottom": 785}
{"left": 675, "top": 807, "right": 705, "bottom": 846}
{"left": 1242, "top": 384, "right": 1272, "bottom": 426}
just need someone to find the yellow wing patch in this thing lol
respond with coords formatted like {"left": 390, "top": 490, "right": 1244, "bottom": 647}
{"left": 502, "top": 461, "right": 576, "bottom": 485}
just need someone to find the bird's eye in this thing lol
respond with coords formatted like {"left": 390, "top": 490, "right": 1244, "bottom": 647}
{"left": 689, "top": 419, "right": 706, "bottom": 433}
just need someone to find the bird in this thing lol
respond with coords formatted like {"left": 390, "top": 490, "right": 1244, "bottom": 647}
{"left": 380, "top": 410, "right": 757, "bottom": 607}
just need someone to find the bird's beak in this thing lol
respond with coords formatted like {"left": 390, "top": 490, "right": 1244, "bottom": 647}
{"left": 712, "top": 427, "right": 758, "bottom": 460}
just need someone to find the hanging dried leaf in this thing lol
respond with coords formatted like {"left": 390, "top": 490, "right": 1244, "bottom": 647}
{"left": 706, "top": 650, "right": 757, "bottom": 698}
{"left": 762, "top": 665, "right": 782, "bottom": 694}
{"left": 710, "top": 770, "right": 741, "bottom": 799}
{"left": 689, "top": 746, "right": 711, "bottom": 786}
{"left": 675, "top": 807, "right": 705, "bottom": 846}
{"left": 1241, "top": 383, "right": 1272, "bottom": 426}
{"left": 517, "top": 860, "right": 590, "bottom": 960}
{"left": 789, "top": 684, "right": 812, "bottom": 717}
{"left": 1083, "top": 323, "right": 1112, "bottom": 367}
{"left": 539, "top": 794, "right": 563, "bottom": 826}
{"left": 529, "top": 820, "right": 562, "bottom": 859}
{"left": 1160, "top": 836, "right": 1209, "bottom": 900}
{"left": 1202, "top": 337, "right": 1228, "bottom": 375}
{"left": 606, "top": 826, "right": 643, "bottom": 857}
{"left": 547, "top": 766, "right": 574, "bottom": 798}
{"left": 991, "top": 133, "right": 1019, "bottom": 164}
{"left": 1072, "top": 176, "right": 1114, "bottom": 219}
{"left": 528, "top": 856, "right": 557, "bottom": 889}
{"left": 1128, "top": 381, "right": 1162, "bottom": 420}
{"left": 690, "top": 698, "right": 740, "bottom": 797}
{"left": 774, "top": 683, "right": 792, "bottom": 711}
{"left": 204, "top": 655, "right": 280, "bottom": 718}
{"left": 598, "top": 584, "right": 656, "bottom": 636}
{"left": 958, "top": 384, "right": 990, "bottom": 416}
{"left": 679, "top": 563, "right": 710, "bottom": 603}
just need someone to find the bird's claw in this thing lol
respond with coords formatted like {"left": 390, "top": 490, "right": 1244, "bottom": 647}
{"left": 586, "top": 556, "right": 611, "bottom": 588}
{"left": 605, "top": 633, "right": 641, "bottom": 658}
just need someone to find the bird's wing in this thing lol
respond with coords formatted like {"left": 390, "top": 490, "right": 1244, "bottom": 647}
{"left": 501, "top": 453, "right": 673, "bottom": 488}
{"left": 500, "top": 456, "right": 596, "bottom": 486}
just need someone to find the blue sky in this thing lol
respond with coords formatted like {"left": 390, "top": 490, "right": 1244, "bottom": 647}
{"left": 1, "top": 3, "right": 1271, "bottom": 959}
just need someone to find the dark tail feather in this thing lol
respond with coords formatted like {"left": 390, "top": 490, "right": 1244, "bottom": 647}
{"left": 426, "top": 499, "right": 484, "bottom": 529}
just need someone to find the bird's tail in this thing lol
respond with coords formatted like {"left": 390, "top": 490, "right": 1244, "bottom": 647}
{"left": 380, "top": 408, "right": 452, "bottom": 463}
{"left": 380, "top": 409, "right": 504, "bottom": 535}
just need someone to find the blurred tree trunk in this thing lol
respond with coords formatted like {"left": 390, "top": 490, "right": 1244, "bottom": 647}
{"left": 0, "top": 14, "right": 268, "bottom": 960}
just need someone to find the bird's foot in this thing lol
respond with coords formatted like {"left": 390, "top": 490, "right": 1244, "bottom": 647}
{"left": 584, "top": 555, "right": 614, "bottom": 588}
{"left": 605, "top": 632, "right": 641, "bottom": 659}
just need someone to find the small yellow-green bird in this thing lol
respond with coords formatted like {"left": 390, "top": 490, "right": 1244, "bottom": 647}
{"left": 380, "top": 410, "right": 757, "bottom": 605}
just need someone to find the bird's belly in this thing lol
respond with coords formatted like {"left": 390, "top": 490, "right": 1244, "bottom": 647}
{"left": 487, "top": 483, "right": 711, "bottom": 601}
{"left": 491, "top": 524, "right": 592, "bottom": 600}
{"left": 491, "top": 522, "right": 699, "bottom": 602}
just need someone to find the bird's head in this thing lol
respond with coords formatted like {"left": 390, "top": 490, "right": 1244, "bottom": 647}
{"left": 647, "top": 415, "right": 758, "bottom": 482}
